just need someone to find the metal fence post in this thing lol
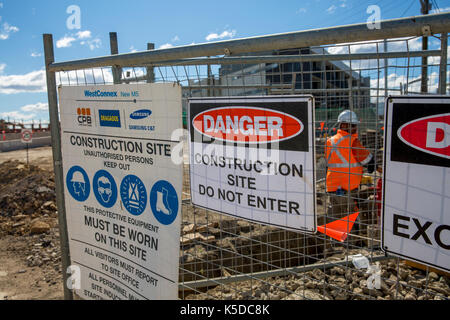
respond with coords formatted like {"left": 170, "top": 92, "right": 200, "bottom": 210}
{"left": 146, "top": 43, "right": 155, "bottom": 83}
{"left": 110, "top": 32, "right": 121, "bottom": 84}
{"left": 439, "top": 33, "right": 448, "bottom": 94}
{"left": 43, "top": 34, "right": 73, "bottom": 300}
{"left": 384, "top": 39, "right": 388, "bottom": 97}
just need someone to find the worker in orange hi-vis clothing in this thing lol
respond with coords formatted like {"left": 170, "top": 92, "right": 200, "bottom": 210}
{"left": 325, "top": 110, "right": 375, "bottom": 222}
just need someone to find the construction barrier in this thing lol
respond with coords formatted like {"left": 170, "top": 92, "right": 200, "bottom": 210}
{"left": 44, "top": 12, "right": 450, "bottom": 300}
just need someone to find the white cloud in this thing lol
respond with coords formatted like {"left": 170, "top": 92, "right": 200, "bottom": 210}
{"left": 31, "top": 52, "right": 42, "bottom": 58}
{"left": 129, "top": 46, "right": 138, "bottom": 53}
{"left": 369, "top": 71, "right": 441, "bottom": 105}
{"left": 327, "top": 5, "right": 337, "bottom": 14}
{"left": 0, "top": 110, "right": 37, "bottom": 121}
{"left": 56, "top": 30, "right": 101, "bottom": 50}
{"left": 56, "top": 68, "right": 114, "bottom": 85}
{"left": 171, "top": 35, "right": 180, "bottom": 42}
{"left": 205, "top": 29, "right": 236, "bottom": 41}
{"left": 56, "top": 36, "right": 76, "bottom": 48}
{"left": 84, "top": 38, "right": 101, "bottom": 50}
{"left": 431, "top": 6, "right": 450, "bottom": 14}
{"left": 0, "top": 69, "right": 46, "bottom": 94}
{"left": 0, "top": 21, "right": 19, "bottom": 40}
{"left": 0, "top": 63, "right": 5, "bottom": 74}
{"left": 326, "top": 37, "right": 424, "bottom": 56}
{"left": 159, "top": 43, "right": 174, "bottom": 49}
{"left": 0, "top": 3, "right": 3, "bottom": 9}
{"left": 76, "top": 30, "right": 91, "bottom": 39}
{"left": 296, "top": 8, "right": 307, "bottom": 14}
{"left": 21, "top": 102, "right": 48, "bottom": 112}
{"left": 340, "top": 0, "right": 347, "bottom": 8}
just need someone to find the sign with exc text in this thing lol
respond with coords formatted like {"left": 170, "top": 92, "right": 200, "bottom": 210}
{"left": 60, "top": 83, "right": 183, "bottom": 299}
{"left": 382, "top": 96, "right": 449, "bottom": 272}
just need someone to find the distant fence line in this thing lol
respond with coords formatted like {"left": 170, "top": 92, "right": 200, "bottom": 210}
{"left": 0, "top": 131, "right": 52, "bottom": 152}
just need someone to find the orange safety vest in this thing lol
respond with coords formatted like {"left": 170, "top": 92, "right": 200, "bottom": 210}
{"left": 325, "top": 130, "right": 372, "bottom": 192}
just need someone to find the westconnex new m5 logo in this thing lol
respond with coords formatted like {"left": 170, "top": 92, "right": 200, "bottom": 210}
{"left": 84, "top": 90, "right": 118, "bottom": 97}
{"left": 99, "top": 109, "right": 121, "bottom": 127}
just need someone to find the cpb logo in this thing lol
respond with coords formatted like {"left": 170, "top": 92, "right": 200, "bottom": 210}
{"left": 77, "top": 108, "right": 92, "bottom": 126}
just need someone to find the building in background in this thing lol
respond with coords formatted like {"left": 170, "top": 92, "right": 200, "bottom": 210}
{"left": 183, "top": 47, "right": 375, "bottom": 130}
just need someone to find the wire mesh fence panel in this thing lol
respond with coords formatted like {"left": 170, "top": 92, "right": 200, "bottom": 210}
{"left": 54, "top": 29, "right": 449, "bottom": 301}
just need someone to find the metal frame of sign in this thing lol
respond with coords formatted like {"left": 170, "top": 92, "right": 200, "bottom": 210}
{"left": 188, "top": 95, "right": 316, "bottom": 234}
{"left": 382, "top": 95, "right": 449, "bottom": 272}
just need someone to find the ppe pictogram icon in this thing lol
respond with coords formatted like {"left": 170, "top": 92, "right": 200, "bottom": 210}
{"left": 93, "top": 170, "right": 117, "bottom": 208}
{"left": 120, "top": 175, "right": 147, "bottom": 216}
{"left": 66, "top": 166, "right": 90, "bottom": 202}
{"left": 156, "top": 188, "right": 171, "bottom": 215}
{"left": 150, "top": 180, "right": 178, "bottom": 225}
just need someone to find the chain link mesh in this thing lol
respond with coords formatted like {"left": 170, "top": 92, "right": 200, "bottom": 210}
{"left": 56, "top": 35, "right": 450, "bottom": 301}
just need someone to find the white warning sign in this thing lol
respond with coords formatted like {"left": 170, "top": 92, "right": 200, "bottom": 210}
{"left": 382, "top": 96, "right": 449, "bottom": 272}
{"left": 188, "top": 96, "right": 316, "bottom": 233}
{"left": 59, "top": 83, "right": 183, "bottom": 299}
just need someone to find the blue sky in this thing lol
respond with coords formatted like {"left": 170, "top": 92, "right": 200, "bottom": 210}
{"left": 0, "top": 0, "right": 449, "bottom": 123}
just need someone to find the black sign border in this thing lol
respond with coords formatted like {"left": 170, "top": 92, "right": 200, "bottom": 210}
{"left": 188, "top": 95, "right": 317, "bottom": 234}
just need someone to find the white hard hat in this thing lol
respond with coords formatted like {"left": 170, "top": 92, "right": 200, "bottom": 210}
{"left": 337, "top": 110, "right": 360, "bottom": 124}
{"left": 71, "top": 171, "right": 85, "bottom": 183}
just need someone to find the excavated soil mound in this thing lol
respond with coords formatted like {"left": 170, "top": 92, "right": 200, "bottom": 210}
{"left": 0, "top": 160, "right": 57, "bottom": 236}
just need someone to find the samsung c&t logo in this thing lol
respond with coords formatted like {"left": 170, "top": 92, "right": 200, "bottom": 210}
{"left": 128, "top": 109, "right": 155, "bottom": 131}
{"left": 99, "top": 110, "right": 121, "bottom": 128}
{"left": 130, "top": 109, "right": 152, "bottom": 120}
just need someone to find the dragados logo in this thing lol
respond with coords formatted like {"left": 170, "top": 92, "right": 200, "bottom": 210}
{"left": 99, "top": 110, "right": 121, "bottom": 127}
{"left": 130, "top": 109, "right": 152, "bottom": 120}
{"left": 192, "top": 106, "right": 303, "bottom": 144}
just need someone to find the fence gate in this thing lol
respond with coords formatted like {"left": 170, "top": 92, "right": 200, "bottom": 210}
{"left": 44, "top": 12, "right": 450, "bottom": 300}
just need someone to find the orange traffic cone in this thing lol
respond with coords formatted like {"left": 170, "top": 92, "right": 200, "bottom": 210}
{"left": 317, "top": 212, "right": 360, "bottom": 242}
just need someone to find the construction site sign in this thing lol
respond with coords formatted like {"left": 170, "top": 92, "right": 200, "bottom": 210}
{"left": 382, "top": 96, "right": 449, "bottom": 272}
{"left": 188, "top": 96, "right": 316, "bottom": 233}
{"left": 59, "top": 83, "right": 183, "bottom": 299}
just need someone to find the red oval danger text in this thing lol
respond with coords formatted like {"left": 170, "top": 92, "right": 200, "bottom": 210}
{"left": 192, "top": 107, "right": 304, "bottom": 144}
{"left": 397, "top": 113, "right": 450, "bottom": 159}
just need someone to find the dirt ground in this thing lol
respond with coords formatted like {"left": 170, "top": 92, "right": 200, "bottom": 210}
{"left": 0, "top": 146, "right": 54, "bottom": 171}
{"left": 0, "top": 146, "right": 63, "bottom": 300}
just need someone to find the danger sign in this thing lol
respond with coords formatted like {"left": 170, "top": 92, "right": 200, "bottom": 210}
{"left": 189, "top": 96, "right": 316, "bottom": 233}
{"left": 382, "top": 96, "right": 450, "bottom": 272}
{"left": 21, "top": 129, "right": 33, "bottom": 143}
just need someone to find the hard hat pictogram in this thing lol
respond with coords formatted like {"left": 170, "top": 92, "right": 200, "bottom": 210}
{"left": 66, "top": 166, "right": 90, "bottom": 202}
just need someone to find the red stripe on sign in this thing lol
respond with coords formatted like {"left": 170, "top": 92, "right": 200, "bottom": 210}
{"left": 192, "top": 106, "right": 303, "bottom": 144}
